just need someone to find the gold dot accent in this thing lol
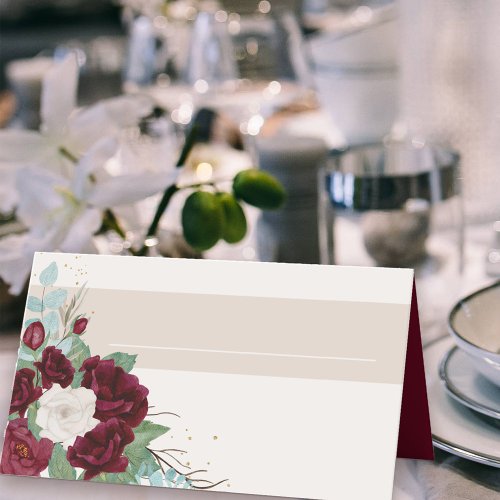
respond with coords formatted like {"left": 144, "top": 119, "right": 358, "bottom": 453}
{"left": 213, "top": 436, "right": 218, "bottom": 440}
{"left": 188, "top": 436, "right": 192, "bottom": 440}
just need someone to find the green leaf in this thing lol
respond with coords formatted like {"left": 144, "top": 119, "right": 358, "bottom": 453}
{"left": 18, "top": 344, "right": 34, "bottom": 361}
{"left": 16, "top": 358, "right": 35, "bottom": 371}
{"left": 102, "top": 352, "right": 137, "bottom": 373}
{"left": 44, "top": 289, "right": 68, "bottom": 309}
{"left": 71, "top": 370, "right": 85, "bottom": 388}
{"left": 66, "top": 335, "right": 91, "bottom": 371}
{"left": 27, "top": 296, "right": 44, "bottom": 313}
{"left": 106, "top": 467, "right": 139, "bottom": 485}
{"left": 48, "top": 443, "right": 76, "bottom": 480}
{"left": 8, "top": 412, "right": 19, "bottom": 421}
{"left": 27, "top": 404, "right": 42, "bottom": 440}
{"left": 42, "top": 311, "right": 59, "bottom": 337}
{"left": 130, "top": 420, "right": 169, "bottom": 449}
{"left": 124, "top": 444, "right": 153, "bottom": 470}
{"left": 39, "top": 262, "right": 58, "bottom": 287}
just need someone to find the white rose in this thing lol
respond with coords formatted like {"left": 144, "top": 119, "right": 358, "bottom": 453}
{"left": 36, "top": 384, "right": 99, "bottom": 448}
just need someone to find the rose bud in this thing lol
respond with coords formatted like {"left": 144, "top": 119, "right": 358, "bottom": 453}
{"left": 23, "top": 321, "right": 45, "bottom": 350}
{"left": 72, "top": 317, "right": 88, "bottom": 335}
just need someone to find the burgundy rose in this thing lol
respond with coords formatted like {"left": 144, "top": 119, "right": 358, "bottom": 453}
{"left": 0, "top": 418, "right": 53, "bottom": 476}
{"left": 67, "top": 417, "right": 134, "bottom": 480}
{"left": 73, "top": 317, "right": 88, "bottom": 335}
{"left": 23, "top": 321, "right": 45, "bottom": 350}
{"left": 10, "top": 369, "right": 42, "bottom": 417}
{"left": 34, "top": 346, "right": 75, "bottom": 389}
{"left": 80, "top": 356, "right": 148, "bottom": 428}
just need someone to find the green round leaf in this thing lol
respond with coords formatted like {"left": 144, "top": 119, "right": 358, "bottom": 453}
{"left": 181, "top": 191, "right": 223, "bottom": 251}
{"left": 217, "top": 193, "right": 247, "bottom": 244}
{"left": 233, "top": 169, "right": 286, "bottom": 210}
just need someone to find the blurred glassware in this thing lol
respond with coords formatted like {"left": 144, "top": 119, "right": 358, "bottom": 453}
{"left": 318, "top": 139, "right": 464, "bottom": 274}
{"left": 486, "top": 221, "right": 500, "bottom": 277}
{"left": 5, "top": 57, "right": 54, "bottom": 129}
{"left": 256, "top": 134, "right": 328, "bottom": 264}
{"left": 399, "top": 0, "right": 500, "bottom": 224}
{"left": 309, "top": 4, "right": 398, "bottom": 144}
{"left": 54, "top": 36, "right": 126, "bottom": 105}
{"left": 180, "top": 0, "right": 313, "bottom": 139}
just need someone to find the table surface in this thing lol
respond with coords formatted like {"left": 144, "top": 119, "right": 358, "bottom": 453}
{"left": 0, "top": 133, "right": 498, "bottom": 498}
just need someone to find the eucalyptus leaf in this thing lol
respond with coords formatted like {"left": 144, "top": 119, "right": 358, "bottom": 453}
{"left": 42, "top": 311, "right": 59, "bottom": 337}
{"left": 44, "top": 289, "right": 68, "bottom": 309}
{"left": 18, "top": 345, "right": 34, "bottom": 361}
{"left": 149, "top": 469, "right": 163, "bottom": 487}
{"left": 102, "top": 352, "right": 137, "bottom": 373}
{"left": 165, "top": 468, "right": 176, "bottom": 482}
{"left": 57, "top": 337, "right": 73, "bottom": 356}
{"left": 39, "top": 262, "right": 58, "bottom": 287}
{"left": 24, "top": 318, "right": 40, "bottom": 328}
{"left": 27, "top": 296, "right": 44, "bottom": 313}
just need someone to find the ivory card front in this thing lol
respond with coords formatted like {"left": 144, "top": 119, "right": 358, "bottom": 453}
{"left": 0, "top": 253, "right": 414, "bottom": 499}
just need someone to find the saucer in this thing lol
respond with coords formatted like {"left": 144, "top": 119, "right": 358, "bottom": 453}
{"left": 424, "top": 336, "right": 500, "bottom": 468}
{"left": 440, "top": 346, "right": 500, "bottom": 420}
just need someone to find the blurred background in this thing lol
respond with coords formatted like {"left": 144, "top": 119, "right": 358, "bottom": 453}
{"left": 0, "top": 1, "right": 499, "bottom": 498}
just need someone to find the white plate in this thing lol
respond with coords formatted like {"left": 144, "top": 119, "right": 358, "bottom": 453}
{"left": 425, "top": 336, "right": 500, "bottom": 468}
{"left": 440, "top": 346, "right": 500, "bottom": 420}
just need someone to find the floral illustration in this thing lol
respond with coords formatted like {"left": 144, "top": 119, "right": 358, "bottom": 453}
{"left": 1, "top": 261, "right": 227, "bottom": 490}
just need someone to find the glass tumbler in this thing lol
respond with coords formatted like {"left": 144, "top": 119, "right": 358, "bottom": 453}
{"left": 318, "top": 140, "right": 463, "bottom": 274}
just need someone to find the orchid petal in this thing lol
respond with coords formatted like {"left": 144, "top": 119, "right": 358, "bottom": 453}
{"left": 0, "top": 129, "right": 47, "bottom": 162}
{"left": 15, "top": 166, "right": 67, "bottom": 227}
{"left": 41, "top": 54, "right": 78, "bottom": 139}
{"left": 86, "top": 170, "right": 178, "bottom": 208}
{"left": 0, "top": 234, "right": 33, "bottom": 295}
{"left": 67, "top": 95, "right": 153, "bottom": 154}
{"left": 72, "top": 137, "right": 118, "bottom": 199}
{"left": 59, "top": 208, "right": 102, "bottom": 253}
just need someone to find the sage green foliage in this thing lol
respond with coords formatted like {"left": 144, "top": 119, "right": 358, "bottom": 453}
{"left": 233, "top": 169, "right": 286, "bottom": 210}
{"left": 102, "top": 352, "right": 137, "bottom": 373}
{"left": 217, "top": 192, "right": 247, "bottom": 243}
{"left": 49, "top": 444, "right": 77, "bottom": 480}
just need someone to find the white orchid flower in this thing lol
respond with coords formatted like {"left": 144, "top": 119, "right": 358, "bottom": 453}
{"left": 0, "top": 137, "right": 178, "bottom": 294}
{"left": 0, "top": 53, "right": 153, "bottom": 212}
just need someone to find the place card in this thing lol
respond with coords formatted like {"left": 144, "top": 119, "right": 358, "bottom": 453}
{"left": 1, "top": 253, "right": 429, "bottom": 499}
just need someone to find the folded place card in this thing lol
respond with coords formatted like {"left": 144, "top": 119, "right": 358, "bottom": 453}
{"left": 1, "top": 253, "right": 430, "bottom": 499}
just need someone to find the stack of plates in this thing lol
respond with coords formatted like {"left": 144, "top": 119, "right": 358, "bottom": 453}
{"left": 424, "top": 283, "right": 500, "bottom": 468}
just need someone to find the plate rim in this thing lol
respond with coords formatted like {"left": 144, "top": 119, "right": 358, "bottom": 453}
{"left": 424, "top": 335, "right": 500, "bottom": 469}
{"left": 447, "top": 280, "right": 500, "bottom": 357}
{"left": 439, "top": 346, "right": 500, "bottom": 420}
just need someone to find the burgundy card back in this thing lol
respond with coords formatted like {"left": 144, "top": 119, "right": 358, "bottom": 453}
{"left": 396, "top": 281, "right": 434, "bottom": 460}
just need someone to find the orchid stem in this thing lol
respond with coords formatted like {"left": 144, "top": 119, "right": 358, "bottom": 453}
{"left": 136, "top": 117, "right": 204, "bottom": 256}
